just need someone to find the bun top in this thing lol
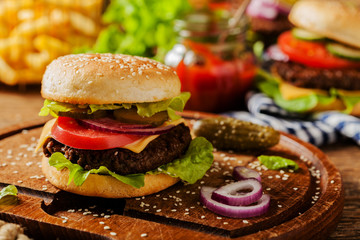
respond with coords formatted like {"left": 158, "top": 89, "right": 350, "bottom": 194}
{"left": 41, "top": 54, "right": 181, "bottom": 104}
{"left": 289, "top": 0, "right": 360, "bottom": 48}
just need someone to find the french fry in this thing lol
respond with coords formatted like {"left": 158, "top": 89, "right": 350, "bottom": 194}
{"left": 10, "top": 16, "right": 50, "bottom": 37}
{"left": 17, "top": 9, "right": 35, "bottom": 22}
{"left": 0, "top": 36, "right": 32, "bottom": 61}
{"left": 17, "top": 68, "right": 44, "bottom": 84}
{"left": 24, "top": 51, "right": 50, "bottom": 71}
{"left": 0, "top": 0, "right": 103, "bottom": 86}
{"left": 0, "top": 23, "right": 10, "bottom": 38}
{"left": 33, "top": 35, "right": 71, "bottom": 58}
{"left": 69, "top": 11, "right": 98, "bottom": 37}
{"left": 0, "top": 56, "right": 17, "bottom": 85}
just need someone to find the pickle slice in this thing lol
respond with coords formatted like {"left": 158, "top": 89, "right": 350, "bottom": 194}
{"left": 114, "top": 109, "right": 169, "bottom": 126}
{"left": 58, "top": 109, "right": 108, "bottom": 119}
{"left": 193, "top": 117, "right": 280, "bottom": 151}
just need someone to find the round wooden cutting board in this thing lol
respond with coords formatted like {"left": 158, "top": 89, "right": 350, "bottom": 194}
{"left": 0, "top": 111, "right": 344, "bottom": 239}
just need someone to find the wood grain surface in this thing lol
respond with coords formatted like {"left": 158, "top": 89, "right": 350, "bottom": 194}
{"left": 0, "top": 88, "right": 359, "bottom": 239}
{"left": 0, "top": 118, "right": 344, "bottom": 239}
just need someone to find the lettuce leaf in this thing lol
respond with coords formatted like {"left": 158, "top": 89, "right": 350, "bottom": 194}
{"left": 258, "top": 155, "right": 299, "bottom": 171}
{"left": 81, "top": 0, "right": 192, "bottom": 61}
{"left": 331, "top": 88, "right": 360, "bottom": 114}
{"left": 39, "top": 92, "right": 190, "bottom": 120}
{"left": 150, "top": 137, "right": 214, "bottom": 184}
{"left": 48, "top": 137, "right": 213, "bottom": 188}
{"left": 0, "top": 185, "right": 18, "bottom": 205}
{"left": 136, "top": 92, "right": 190, "bottom": 120}
{"left": 256, "top": 70, "right": 336, "bottom": 113}
{"left": 49, "top": 152, "right": 145, "bottom": 188}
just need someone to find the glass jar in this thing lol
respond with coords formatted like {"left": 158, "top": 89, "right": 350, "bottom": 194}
{"left": 165, "top": 9, "right": 256, "bottom": 113}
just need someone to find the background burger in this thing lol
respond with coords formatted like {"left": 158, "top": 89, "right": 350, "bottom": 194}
{"left": 36, "top": 53, "right": 213, "bottom": 198}
{"left": 257, "top": 0, "right": 360, "bottom": 115}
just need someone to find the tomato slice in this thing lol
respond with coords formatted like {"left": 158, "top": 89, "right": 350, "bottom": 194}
{"left": 278, "top": 31, "right": 360, "bottom": 68}
{"left": 51, "top": 117, "right": 143, "bottom": 150}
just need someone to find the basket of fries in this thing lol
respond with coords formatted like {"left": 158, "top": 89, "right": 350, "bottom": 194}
{"left": 0, "top": 0, "right": 104, "bottom": 86}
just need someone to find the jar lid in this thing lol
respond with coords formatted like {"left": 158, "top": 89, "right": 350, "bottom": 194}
{"left": 175, "top": 9, "right": 248, "bottom": 42}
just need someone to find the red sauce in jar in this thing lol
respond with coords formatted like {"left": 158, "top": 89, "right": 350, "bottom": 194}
{"left": 172, "top": 39, "right": 256, "bottom": 112}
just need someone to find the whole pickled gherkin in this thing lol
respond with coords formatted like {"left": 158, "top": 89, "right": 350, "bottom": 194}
{"left": 193, "top": 117, "right": 280, "bottom": 151}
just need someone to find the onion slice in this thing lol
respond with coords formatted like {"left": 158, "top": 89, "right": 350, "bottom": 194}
{"left": 211, "top": 179, "right": 263, "bottom": 206}
{"left": 78, "top": 118, "right": 176, "bottom": 135}
{"left": 233, "top": 166, "right": 261, "bottom": 182}
{"left": 200, "top": 186, "right": 270, "bottom": 218}
{"left": 265, "top": 45, "right": 289, "bottom": 62}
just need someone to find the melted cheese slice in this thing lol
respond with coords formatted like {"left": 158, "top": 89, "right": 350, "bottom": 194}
{"left": 279, "top": 81, "right": 328, "bottom": 100}
{"left": 336, "top": 89, "right": 360, "bottom": 97}
{"left": 36, "top": 118, "right": 185, "bottom": 153}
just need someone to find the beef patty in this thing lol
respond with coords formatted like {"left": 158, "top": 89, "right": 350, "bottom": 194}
{"left": 43, "top": 123, "right": 192, "bottom": 175}
{"left": 272, "top": 61, "right": 360, "bottom": 91}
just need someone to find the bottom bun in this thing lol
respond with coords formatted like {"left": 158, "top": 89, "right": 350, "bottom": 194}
{"left": 42, "top": 156, "right": 180, "bottom": 198}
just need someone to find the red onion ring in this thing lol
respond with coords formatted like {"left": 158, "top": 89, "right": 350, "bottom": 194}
{"left": 266, "top": 45, "right": 289, "bottom": 62}
{"left": 233, "top": 166, "right": 261, "bottom": 182}
{"left": 200, "top": 186, "right": 270, "bottom": 218}
{"left": 78, "top": 118, "right": 176, "bottom": 135}
{"left": 262, "top": 1, "right": 291, "bottom": 15}
{"left": 246, "top": 0, "right": 278, "bottom": 20}
{"left": 211, "top": 179, "right": 263, "bottom": 206}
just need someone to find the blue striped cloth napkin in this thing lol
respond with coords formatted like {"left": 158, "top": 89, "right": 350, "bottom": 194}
{"left": 224, "top": 93, "right": 360, "bottom": 146}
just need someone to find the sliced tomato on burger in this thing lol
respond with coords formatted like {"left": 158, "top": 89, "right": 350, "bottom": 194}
{"left": 51, "top": 117, "right": 144, "bottom": 150}
{"left": 278, "top": 31, "right": 360, "bottom": 68}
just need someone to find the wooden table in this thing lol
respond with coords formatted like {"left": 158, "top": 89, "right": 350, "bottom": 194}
{"left": 0, "top": 85, "right": 359, "bottom": 239}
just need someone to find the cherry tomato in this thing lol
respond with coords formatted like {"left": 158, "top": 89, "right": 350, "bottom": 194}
{"left": 51, "top": 117, "right": 143, "bottom": 150}
{"left": 278, "top": 31, "right": 360, "bottom": 68}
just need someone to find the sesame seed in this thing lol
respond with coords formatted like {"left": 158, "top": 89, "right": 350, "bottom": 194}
{"left": 330, "top": 180, "right": 335, "bottom": 184}
{"left": 62, "top": 220, "right": 67, "bottom": 223}
{"left": 104, "top": 226, "right": 111, "bottom": 230}
{"left": 201, "top": 215, "right": 205, "bottom": 219}
{"left": 110, "top": 232, "right": 117, "bottom": 236}
{"left": 223, "top": 222, "right": 228, "bottom": 225}
{"left": 99, "top": 221, "right": 105, "bottom": 225}
{"left": 278, "top": 205, "right": 283, "bottom": 208}
{"left": 243, "top": 220, "right": 249, "bottom": 224}
{"left": 293, "top": 187, "right": 298, "bottom": 191}
{"left": 104, "top": 215, "right": 111, "bottom": 219}
{"left": 216, "top": 217, "right": 222, "bottom": 220}
{"left": 140, "top": 233, "right": 148, "bottom": 237}
{"left": 156, "top": 209, "right": 161, "bottom": 213}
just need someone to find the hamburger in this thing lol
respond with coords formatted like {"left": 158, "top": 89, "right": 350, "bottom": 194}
{"left": 257, "top": 0, "right": 360, "bottom": 116}
{"left": 36, "top": 53, "right": 213, "bottom": 198}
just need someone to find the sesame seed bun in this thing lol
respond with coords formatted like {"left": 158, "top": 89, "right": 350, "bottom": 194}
{"left": 41, "top": 53, "right": 181, "bottom": 104}
{"left": 289, "top": 0, "right": 360, "bottom": 48}
{"left": 42, "top": 155, "right": 180, "bottom": 198}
